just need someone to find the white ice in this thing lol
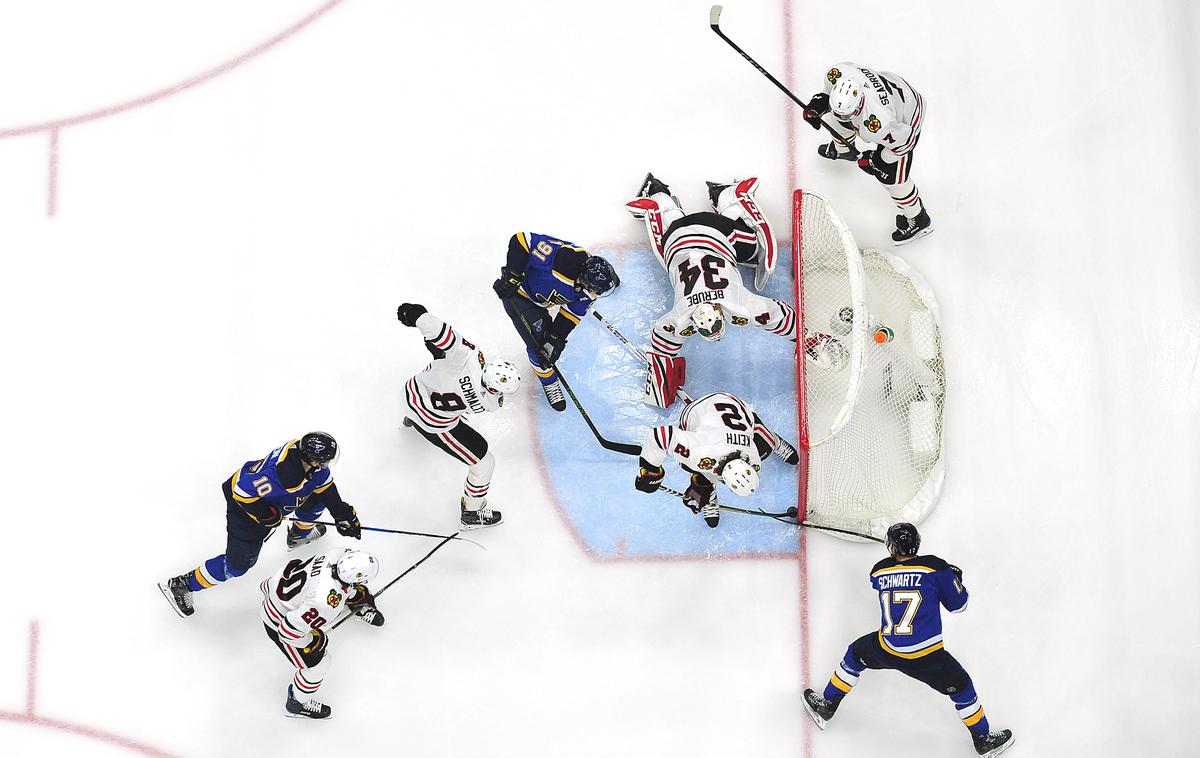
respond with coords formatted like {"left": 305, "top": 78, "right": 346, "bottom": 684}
{"left": 0, "top": 1, "right": 1196, "bottom": 756}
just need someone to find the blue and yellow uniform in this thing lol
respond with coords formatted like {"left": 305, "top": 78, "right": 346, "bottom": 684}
{"left": 818, "top": 554, "right": 995, "bottom": 741}
{"left": 184, "top": 438, "right": 356, "bottom": 593}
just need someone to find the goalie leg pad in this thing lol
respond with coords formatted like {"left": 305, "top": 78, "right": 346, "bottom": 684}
{"left": 643, "top": 351, "right": 687, "bottom": 409}
{"left": 712, "top": 178, "right": 777, "bottom": 290}
{"left": 626, "top": 192, "right": 684, "bottom": 269}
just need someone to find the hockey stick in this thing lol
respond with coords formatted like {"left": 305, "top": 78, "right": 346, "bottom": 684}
{"left": 284, "top": 516, "right": 484, "bottom": 549}
{"left": 659, "top": 484, "right": 883, "bottom": 541}
{"left": 591, "top": 310, "right": 693, "bottom": 403}
{"left": 331, "top": 531, "right": 459, "bottom": 629}
{"left": 708, "top": 5, "right": 856, "bottom": 151}
{"left": 510, "top": 303, "right": 641, "bottom": 457}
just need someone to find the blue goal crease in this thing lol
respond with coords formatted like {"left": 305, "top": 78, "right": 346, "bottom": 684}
{"left": 534, "top": 247, "right": 801, "bottom": 558}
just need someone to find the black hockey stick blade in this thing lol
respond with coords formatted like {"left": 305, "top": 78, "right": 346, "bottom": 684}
{"left": 285, "top": 517, "right": 484, "bottom": 549}
{"left": 332, "top": 531, "right": 460, "bottom": 629}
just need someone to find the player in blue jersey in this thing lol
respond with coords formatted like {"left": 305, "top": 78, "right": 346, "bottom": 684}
{"left": 493, "top": 232, "right": 619, "bottom": 411}
{"left": 802, "top": 523, "right": 1014, "bottom": 757}
{"left": 157, "top": 432, "right": 363, "bottom": 618}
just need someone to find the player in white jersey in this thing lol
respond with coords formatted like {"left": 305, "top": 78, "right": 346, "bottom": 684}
{"left": 803, "top": 62, "right": 932, "bottom": 244}
{"left": 633, "top": 392, "right": 799, "bottom": 527}
{"left": 396, "top": 303, "right": 521, "bottom": 528}
{"left": 260, "top": 548, "right": 385, "bottom": 719}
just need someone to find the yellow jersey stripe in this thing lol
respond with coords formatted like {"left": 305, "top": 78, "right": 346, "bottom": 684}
{"left": 314, "top": 482, "right": 333, "bottom": 494}
{"left": 871, "top": 565, "right": 938, "bottom": 577}
{"left": 193, "top": 568, "right": 215, "bottom": 589}
{"left": 277, "top": 439, "right": 301, "bottom": 465}
{"left": 558, "top": 308, "right": 581, "bottom": 325}
{"left": 879, "top": 632, "right": 943, "bottom": 659}
{"left": 552, "top": 270, "right": 575, "bottom": 286}
{"left": 517, "top": 232, "right": 530, "bottom": 251}
{"left": 830, "top": 673, "right": 854, "bottom": 693}
{"left": 229, "top": 473, "right": 258, "bottom": 504}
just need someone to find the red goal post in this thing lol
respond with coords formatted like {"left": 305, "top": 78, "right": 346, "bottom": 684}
{"left": 792, "top": 189, "right": 946, "bottom": 540}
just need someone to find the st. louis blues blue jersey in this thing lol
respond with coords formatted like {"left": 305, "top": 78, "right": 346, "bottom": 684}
{"left": 228, "top": 438, "right": 346, "bottom": 524}
{"left": 870, "top": 554, "right": 968, "bottom": 658}
{"left": 506, "top": 232, "right": 594, "bottom": 336}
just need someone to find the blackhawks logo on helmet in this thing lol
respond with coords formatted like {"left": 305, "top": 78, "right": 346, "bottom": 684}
{"left": 327, "top": 590, "right": 342, "bottom": 608}
{"left": 731, "top": 316, "right": 749, "bottom": 326}
{"left": 826, "top": 67, "right": 841, "bottom": 85}
{"left": 866, "top": 114, "right": 882, "bottom": 133}
{"left": 698, "top": 457, "right": 716, "bottom": 471}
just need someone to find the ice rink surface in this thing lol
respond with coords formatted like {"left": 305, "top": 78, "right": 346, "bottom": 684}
{"left": 0, "top": 1, "right": 1197, "bottom": 756}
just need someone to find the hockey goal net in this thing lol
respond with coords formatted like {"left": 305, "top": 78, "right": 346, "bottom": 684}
{"left": 793, "top": 189, "right": 945, "bottom": 541}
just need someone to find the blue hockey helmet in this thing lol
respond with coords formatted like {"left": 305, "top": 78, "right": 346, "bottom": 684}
{"left": 885, "top": 522, "right": 920, "bottom": 557}
{"left": 576, "top": 255, "right": 620, "bottom": 298}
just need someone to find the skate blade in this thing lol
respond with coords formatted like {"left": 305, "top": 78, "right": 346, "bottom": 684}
{"left": 284, "top": 710, "right": 333, "bottom": 720}
{"left": 157, "top": 582, "right": 190, "bottom": 619}
{"left": 800, "top": 700, "right": 829, "bottom": 731}
{"left": 982, "top": 736, "right": 1015, "bottom": 758}
{"left": 459, "top": 517, "right": 504, "bottom": 531}
{"left": 893, "top": 226, "right": 934, "bottom": 246}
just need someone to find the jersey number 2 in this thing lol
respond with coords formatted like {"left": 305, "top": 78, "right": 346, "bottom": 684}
{"left": 880, "top": 590, "right": 922, "bottom": 636}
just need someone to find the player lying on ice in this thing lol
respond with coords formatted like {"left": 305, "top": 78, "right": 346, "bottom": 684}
{"left": 625, "top": 173, "right": 847, "bottom": 388}
{"left": 492, "top": 232, "right": 620, "bottom": 412}
{"left": 260, "top": 548, "right": 385, "bottom": 720}
{"left": 632, "top": 391, "right": 799, "bottom": 528}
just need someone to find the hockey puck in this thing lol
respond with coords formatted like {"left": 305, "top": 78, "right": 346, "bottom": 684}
{"left": 786, "top": 507, "right": 798, "bottom": 517}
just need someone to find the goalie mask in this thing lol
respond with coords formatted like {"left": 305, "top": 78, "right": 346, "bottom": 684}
{"left": 719, "top": 456, "right": 759, "bottom": 497}
{"left": 829, "top": 78, "right": 865, "bottom": 121}
{"left": 692, "top": 303, "right": 725, "bottom": 341}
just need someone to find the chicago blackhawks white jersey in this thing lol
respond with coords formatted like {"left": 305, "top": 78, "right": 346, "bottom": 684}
{"left": 640, "top": 392, "right": 769, "bottom": 487}
{"left": 260, "top": 550, "right": 364, "bottom": 648}
{"left": 405, "top": 313, "right": 503, "bottom": 432}
{"left": 823, "top": 62, "right": 924, "bottom": 160}
{"left": 649, "top": 216, "right": 796, "bottom": 355}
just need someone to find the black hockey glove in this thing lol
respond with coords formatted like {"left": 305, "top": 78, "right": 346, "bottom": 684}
{"left": 243, "top": 501, "right": 282, "bottom": 529}
{"left": 492, "top": 267, "right": 524, "bottom": 300}
{"left": 683, "top": 474, "right": 714, "bottom": 513}
{"left": 397, "top": 303, "right": 427, "bottom": 327}
{"left": 857, "top": 150, "right": 897, "bottom": 184}
{"left": 803, "top": 92, "right": 830, "bottom": 129}
{"left": 303, "top": 628, "right": 328, "bottom": 656}
{"left": 335, "top": 507, "right": 362, "bottom": 539}
{"left": 634, "top": 460, "right": 666, "bottom": 493}
{"left": 541, "top": 331, "right": 567, "bottom": 364}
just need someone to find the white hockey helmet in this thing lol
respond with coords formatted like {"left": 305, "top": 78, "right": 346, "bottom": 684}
{"left": 693, "top": 302, "right": 725, "bottom": 341}
{"left": 720, "top": 457, "right": 759, "bottom": 497}
{"left": 481, "top": 360, "right": 522, "bottom": 396}
{"left": 336, "top": 549, "right": 380, "bottom": 585}
{"left": 829, "top": 77, "right": 865, "bottom": 120}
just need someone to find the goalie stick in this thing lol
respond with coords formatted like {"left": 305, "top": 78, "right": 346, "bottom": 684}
{"left": 511, "top": 305, "right": 641, "bottom": 457}
{"left": 708, "top": 5, "right": 856, "bottom": 152}
{"left": 331, "top": 531, "right": 460, "bottom": 629}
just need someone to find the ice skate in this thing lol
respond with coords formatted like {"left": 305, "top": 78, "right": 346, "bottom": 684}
{"left": 705, "top": 180, "right": 732, "bottom": 208}
{"left": 286, "top": 522, "right": 327, "bottom": 551}
{"left": 801, "top": 688, "right": 839, "bottom": 730}
{"left": 892, "top": 209, "right": 933, "bottom": 245}
{"left": 973, "top": 729, "right": 1014, "bottom": 757}
{"left": 158, "top": 574, "right": 194, "bottom": 618}
{"left": 817, "top": 140, "right": 860, "bottom": 161}
{"left": 701, "top": 500, "right": 720, "bottom": 528}
{"left": 460, "top": 497, "right": 502, "bottom": 529}
{"left": 285, "top": 685, "right": 332, "bottom": 720}
{"left": 541, "top": 378, "right": 567, "bottom": 412}
{"left": 637, "top": 172, "right": 670, "bottom": 198}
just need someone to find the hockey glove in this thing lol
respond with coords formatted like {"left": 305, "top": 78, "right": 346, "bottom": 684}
{"left": 803, "top": 93, "right": 831, "bottom": 129}
{"left": 857, "top": 150, "right": 898, "bottom": 184}
{"left": 243, "top": 502, "right": 282, "bottom": 529}
{"left": 335, "top": 507, "right": 362, "bottom": 539}
{"left": 683, "top": 474, "right": 715, "bottom": 513}
{"left": 397, "top": 303, "right": 427, "bottom": 327}
{"left": 303, "top": 628, "right": 328, "bottom": 656}
{"left": 492, "top": 267, "right": 524, "bottom": 300}
{"left": 634, "top": 460, "right": 666, "bottom": 493}
{"left": 348, "top": 584, "right": 386, "bottom": 626}
{"left": 541, "top": 331, "right": 567, "bottom": 364}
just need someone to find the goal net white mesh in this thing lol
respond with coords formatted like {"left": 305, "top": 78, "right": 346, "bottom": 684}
{"left": 793, "top": 190, "right": 946, "bottom": 541}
